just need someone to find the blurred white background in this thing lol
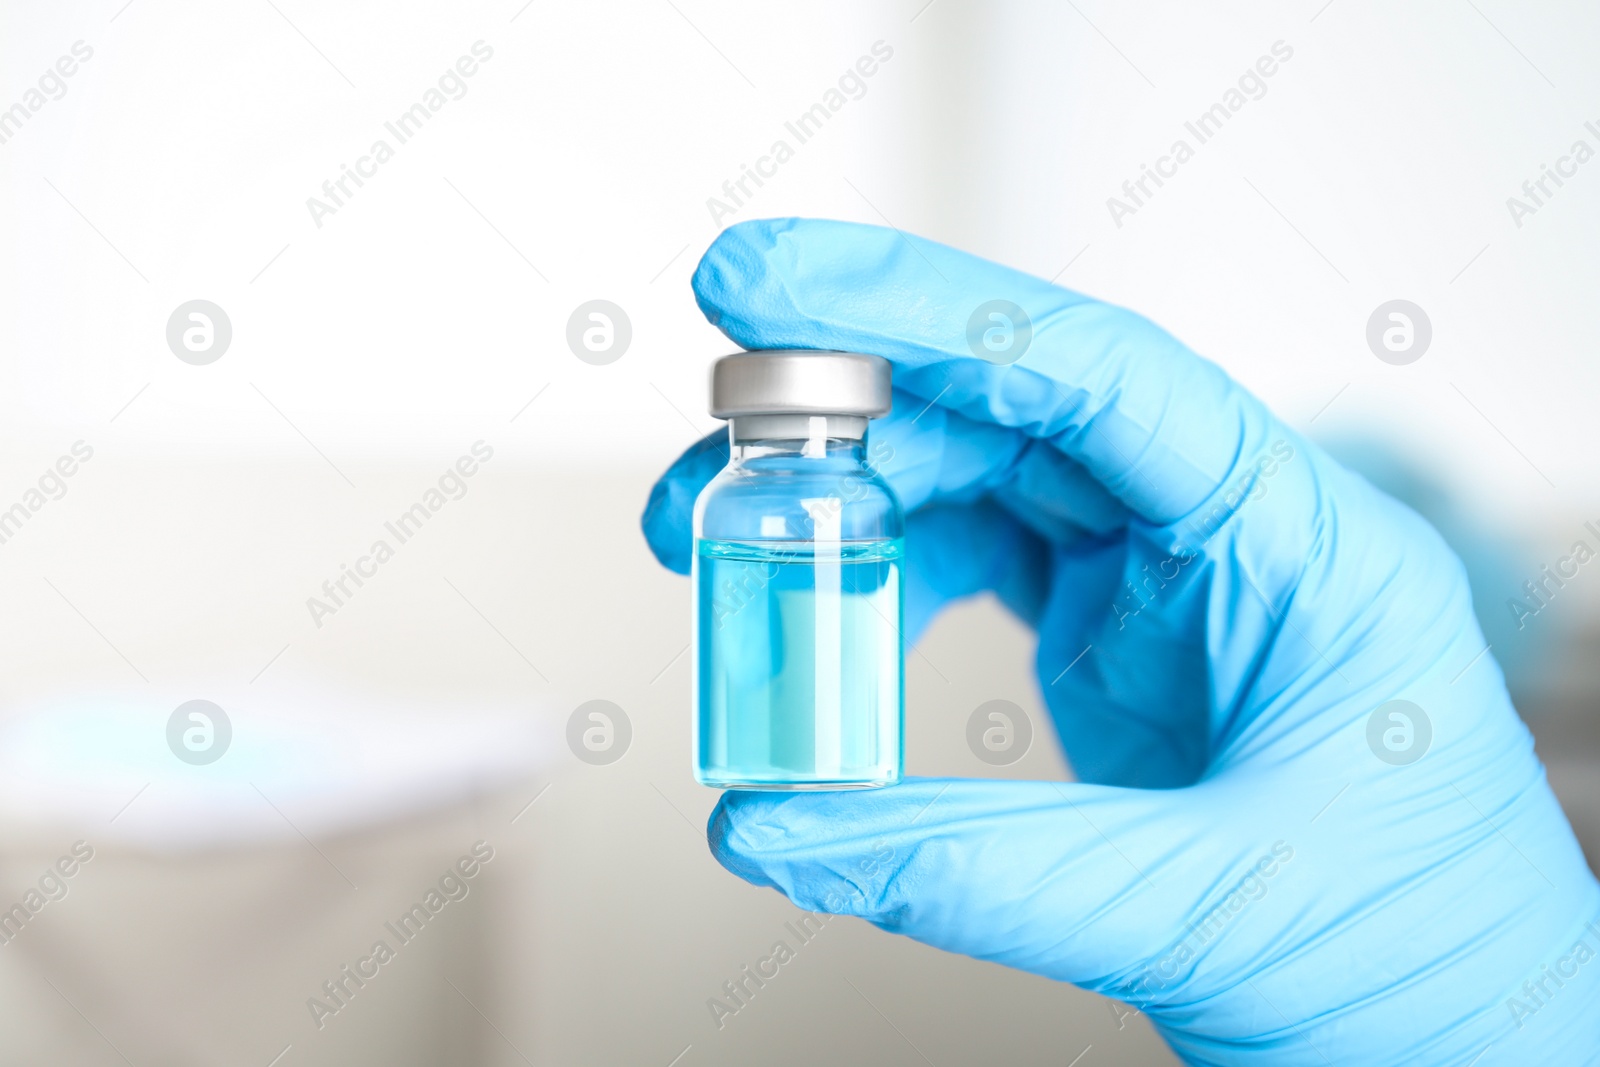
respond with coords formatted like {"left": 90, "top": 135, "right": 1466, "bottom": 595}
{"left": 2, "top": 1, "right": 1598, "bottom": 1064}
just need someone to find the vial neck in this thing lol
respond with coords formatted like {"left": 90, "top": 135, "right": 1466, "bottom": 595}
{"left": 728, "top": 432, "right": 867, "bottom": 465}
{"left": 727, "top": 415, "right": 868, "bottom": 462}
{"left": 728, "top": 414, "right": 867, "bottom": 445}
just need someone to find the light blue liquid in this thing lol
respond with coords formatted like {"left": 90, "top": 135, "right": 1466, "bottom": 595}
{"left": 695, "top": 537, "right": 904, "bottom": 789}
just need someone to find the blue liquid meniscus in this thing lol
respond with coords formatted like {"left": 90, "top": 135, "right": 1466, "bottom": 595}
{"left": 694, "top": 537, "right": 904, "bottom": 789}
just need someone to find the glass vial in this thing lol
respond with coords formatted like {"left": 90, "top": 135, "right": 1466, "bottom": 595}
{"left": 693, "top": 350, "right": 904, "bottom": 790}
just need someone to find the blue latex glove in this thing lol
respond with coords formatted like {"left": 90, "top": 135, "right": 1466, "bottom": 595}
{"left": 641, "top": 218, "right": 1600, "bottom": 1065}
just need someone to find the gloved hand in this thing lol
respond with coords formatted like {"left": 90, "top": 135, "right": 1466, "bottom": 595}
{"left": 641, "top": 218, "right": 1600, "bottom": 1065}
